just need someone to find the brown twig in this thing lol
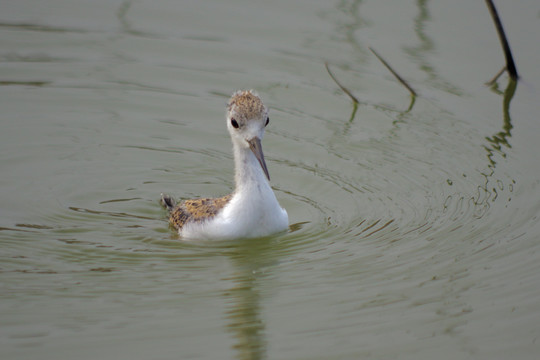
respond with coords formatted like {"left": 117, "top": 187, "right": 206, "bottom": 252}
{"left": 485, "top": 0, "right": 518, "bottom": 80}
{"left": 369, "top": 47, "right": 417, "bottom": 97}
{"left": 485, "top": 66, "right": 506, "bottom": 86}
{"left": 325, "top": 62, "right": 360, "bottom": 104}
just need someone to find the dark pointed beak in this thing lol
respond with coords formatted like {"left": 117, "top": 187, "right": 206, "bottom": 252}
{"left": 247, "top": 137, "right": 270, "bottom": 181}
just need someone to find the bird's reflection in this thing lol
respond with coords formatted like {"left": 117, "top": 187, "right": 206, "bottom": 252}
{"left": 222, "top": 239, "right": 281, "bottom": 360}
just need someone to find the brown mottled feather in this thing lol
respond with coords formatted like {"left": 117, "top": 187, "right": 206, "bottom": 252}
{"left": 169, "top": 194, "right": 233, "bottom": 230}
{"left": 165, "top": 91, "right": 264, "bottom": 232}
{"left": 227, "top": 90, "right": 265, "bottom": 122}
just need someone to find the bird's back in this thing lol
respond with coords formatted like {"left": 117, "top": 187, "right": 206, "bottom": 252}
{"left": 167, "top": 194, "right": 233, "bottom": 230}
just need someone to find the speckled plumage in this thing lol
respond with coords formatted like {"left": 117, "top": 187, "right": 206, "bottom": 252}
{"left": 160, "top": 90, "right": 288, "bottom": 240}
{"left": 167, "top": 194, "right": 233, "bottom": 230}
{"left": 227, "top": 90, "right": 266, "bottom": 122}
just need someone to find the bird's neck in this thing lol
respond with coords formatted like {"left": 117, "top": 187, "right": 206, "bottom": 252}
{"left": 232, "top": 142, "right": 270, "bottom": 193}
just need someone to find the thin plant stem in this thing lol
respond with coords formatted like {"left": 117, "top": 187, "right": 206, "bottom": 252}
{"left": 485, "top": 0, "right": 518, "bottom": 80}
{"left": 325, "top": 62, "right": 360, "bottom": 104}
{"left": 369, "top": 47, "right": 417, "bottom": 97}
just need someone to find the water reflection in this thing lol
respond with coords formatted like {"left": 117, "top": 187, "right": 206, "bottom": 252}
{"left": 222, "top": 240, "right": 278, "bottom": 360}
{"left": 333, "top": 0, "right": 461, "bottom": 95}
{"left": 405, "top": 0, "right": 462, "bottom": 95}
{"left": 225, "top": 280, "right": 265, "bottom": 360}
{"left": 475, "top": 78, "right": 517, "bottom": 209}
{"left": 116, "top": 0, "right": 160, "bottom": 39}
{"left": 335, "top": 0, "right": 368, "bottom": 63}
{"left": 484, "top": 78, "right": 517, "bottom": 165}
{"left": 327, "top": 0, "right": 519, "bottom": 226}
{"left": 0, "top": 22, "right": 85, "bottom": 33}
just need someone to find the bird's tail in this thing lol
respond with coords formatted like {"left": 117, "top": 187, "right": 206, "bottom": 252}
{"left": 160, "top": 193, "right": 177, "bottom": 211}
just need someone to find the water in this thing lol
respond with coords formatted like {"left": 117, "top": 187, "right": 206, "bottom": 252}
{"left": 1, "top": 0, "right": 540, "bottom": 359}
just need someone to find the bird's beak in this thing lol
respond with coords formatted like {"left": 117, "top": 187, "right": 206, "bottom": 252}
{"left": 247, "top": 137, "right": 270, "bottom": 181}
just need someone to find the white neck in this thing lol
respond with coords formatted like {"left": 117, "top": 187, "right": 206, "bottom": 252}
{"left": 232, "top": 141, "right": 270, "bottom": 194}
{"left": 216, "top": 139, "right": 287, "bottom": 238}
{"left": 182, "top": 135, "right": 288, "bottom": 240}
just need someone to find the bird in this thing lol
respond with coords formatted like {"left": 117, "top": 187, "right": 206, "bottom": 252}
{"left": 161, "top": 90, "right": 288, "bottom": 240}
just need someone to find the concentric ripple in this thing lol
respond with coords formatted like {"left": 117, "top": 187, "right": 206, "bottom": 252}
{"left": 271, "top": 97, "right": 520, "bottom": 258}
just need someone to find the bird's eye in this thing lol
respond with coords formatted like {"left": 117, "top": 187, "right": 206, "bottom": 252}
{"left": 231, "top": 118, "right": 239, "bottom": 129}
{"left": 265, "top": 117, "right": 269, "bottom": 127}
